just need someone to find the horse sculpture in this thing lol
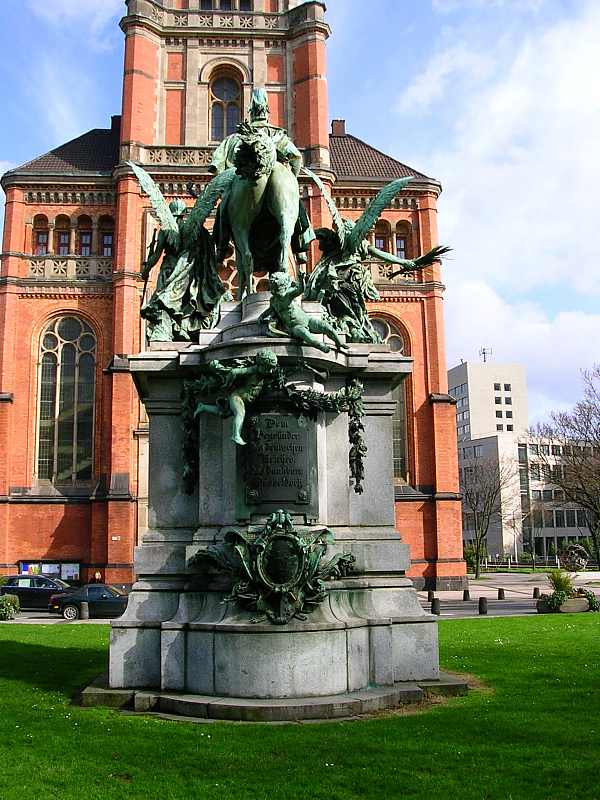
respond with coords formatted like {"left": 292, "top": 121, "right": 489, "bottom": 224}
{"left": 224, "top": 124, "right": 300, "bottom": 299}
{"left": 209, "top": 89, "right": 314, "bottom": 301}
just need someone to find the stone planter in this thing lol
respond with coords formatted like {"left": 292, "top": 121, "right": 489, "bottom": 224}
{"left": 559, "top": 597, "right": 590, "bottom": 613}
{"left": 536, "top": 598, "right": 552, "bottom": 614}
{"left": 537, "top": 596, "right": 590, "bottom": 614}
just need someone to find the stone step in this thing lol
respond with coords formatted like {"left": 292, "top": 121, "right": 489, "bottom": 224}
{"left": 125, "top": 673, "right": 467, "bottom": 722}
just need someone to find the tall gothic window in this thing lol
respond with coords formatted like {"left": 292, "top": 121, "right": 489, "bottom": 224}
{"left": 37, "top": 317, "right": 96, "bottom": 484}
{"left": 210, "top": 76, "right": 241, "bottom": 142}
{"left": 371, "top": 317, "right": 409, "bottom": 484}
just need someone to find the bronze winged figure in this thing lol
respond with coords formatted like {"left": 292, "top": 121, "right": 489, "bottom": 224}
{"left": 302, "top": 166, "right": 451, "bottom": 343}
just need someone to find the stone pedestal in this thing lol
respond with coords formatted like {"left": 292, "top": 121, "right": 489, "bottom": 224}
{"left": 108, "top": 296, "right": 447, "bottom": 719}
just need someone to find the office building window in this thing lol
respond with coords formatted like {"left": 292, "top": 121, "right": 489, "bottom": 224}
{"left": 504, "top": 383, "right": 511, "bottom": 391}
{"left": 494, "top": 383, "right": 501, "bottom": 391}
{"left": 496, "top": 424, "right": 503, "bottom": 431}
{"left": 507, "top": 425, "right": 513, "bottom": 431}
{"left": 495, "top": 397, "right": 502, "bottom": 404}
{"left": 496, "top": 410, "right": 502, "bottom": 418}
{"left": 506, "top": 411, "right": 513, "bottom": 419}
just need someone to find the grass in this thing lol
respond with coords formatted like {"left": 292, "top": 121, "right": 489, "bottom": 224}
{"left": 1, "top": 616, "right": 599, "bottom": 800}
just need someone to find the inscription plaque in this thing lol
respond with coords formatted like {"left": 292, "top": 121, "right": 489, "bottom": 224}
{"left": 238, "top": 413, "right": 318, "bottom": 518}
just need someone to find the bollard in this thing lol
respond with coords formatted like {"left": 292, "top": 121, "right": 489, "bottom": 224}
{"left": 463, "top": 589, "right": 471, "bottom": 601}
{"left": 427, "top": 590, "right": 435, "bottom": 602}
{"left": 533, "top": 587, "right": 540, "bottom": 599}
{"left": 79, "top": 602, "right": 89, "bottom": 620}
{"left": 431, "top": 598, "right": 441, "bottom": 616}
{"left": 478, "top": 597, "right": 488, "bottom": 615}
{"left": 497, "top": 588, "right": 505, "bottom": 600}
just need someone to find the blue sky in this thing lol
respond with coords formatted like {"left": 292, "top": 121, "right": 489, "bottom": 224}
{"left": 1, "top": 0, "right": 598, "bottom": 422}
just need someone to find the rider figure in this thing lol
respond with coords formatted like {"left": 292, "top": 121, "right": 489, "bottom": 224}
{"left": 208, "top": 88, "right": 313, "bottom": 265}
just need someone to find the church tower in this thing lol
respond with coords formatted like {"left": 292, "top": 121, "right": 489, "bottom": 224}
{"left": 120, "top": 0, "right": 331, "bottom": 170}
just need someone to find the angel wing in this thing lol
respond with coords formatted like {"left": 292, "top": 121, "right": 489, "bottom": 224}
{"left": 127, "top": 161, "right": 179, "bottom": 249}
{"left": 345, "top": 177, "right": 413, "bottom": 256}
{"left": 302, "top": 165, "right": 346, "bottom": 251}
{"left": 181, "top": 168, "right": 236, "bottom": 241}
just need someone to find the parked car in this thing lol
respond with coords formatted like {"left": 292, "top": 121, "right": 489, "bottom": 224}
{"left": 0, "top": 574, "right": 72, "bottom": 610}
{"left": 48, "top": 583, "right": 128, "bottom": 621}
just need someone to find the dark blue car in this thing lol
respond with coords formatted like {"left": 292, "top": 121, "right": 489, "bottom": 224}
{"left": 49, "top": 584, "right": 128, "bottom": 620}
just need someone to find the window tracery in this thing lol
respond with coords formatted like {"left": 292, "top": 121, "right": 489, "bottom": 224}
{"left": 37, "top": 316, "right": 97, "bottom": 485}
{"left": 210, "top": 74, "right": 241, "bottom": 141}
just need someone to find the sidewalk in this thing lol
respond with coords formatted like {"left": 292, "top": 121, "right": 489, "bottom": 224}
{"left": 417, "top": 571, "right": 600, "bottom": 602}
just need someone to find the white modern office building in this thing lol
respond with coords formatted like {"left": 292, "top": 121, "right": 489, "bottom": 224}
{"left": 448, "top": 361, "right": 590, "bottom": 558}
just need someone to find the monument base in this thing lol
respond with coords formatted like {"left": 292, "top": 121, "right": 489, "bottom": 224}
{"left": 107, "top": 301, "right": 456, "bottom": 717}
{"left": 81, "top": 672, "right": 468, "bottom": 722}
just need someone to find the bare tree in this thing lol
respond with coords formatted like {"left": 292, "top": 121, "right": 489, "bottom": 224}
{"left": 461, "top": 456, "right": 519, "bottom": 579}
{"left": 535, "top": 367, "right": 600, "bottom": 568}
{"left": 506, "top": 494, "right": 545, "bottom": 572}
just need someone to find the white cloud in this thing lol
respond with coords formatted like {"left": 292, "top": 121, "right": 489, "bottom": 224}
{"left": 25, "top": 0, "right": 123, "bottom": 51}
{"left": 23, "top": 55, "right": 95, "bottom": 147}
{"left": 430, "top": 2, "right": 600, "bottom": 297}
{"left": 395, "top": 2, "right": 600, "bottom": 417}
{"left": 445, "top": 279, "right": 600, "bottom": 421}
{"left": 433, "top": 0, "right": 545, "bottom": 12}
{"left": 397, "top": 44, "right": 494, "bottom": 114}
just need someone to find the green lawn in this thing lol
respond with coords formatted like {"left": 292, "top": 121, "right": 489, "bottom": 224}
{"left": 1, "top": 616, "right": 599, "bottom": 800}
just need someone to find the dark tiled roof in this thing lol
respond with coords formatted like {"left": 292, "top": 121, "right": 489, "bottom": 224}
{"left": 8, "top": 123, "right": 120, "bottom": 177}
{"left": 329, "top": 133, "right": 433, "bottom": 183}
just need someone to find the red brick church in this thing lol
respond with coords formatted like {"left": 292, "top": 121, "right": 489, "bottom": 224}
{"left": 0, "top": 0, "right": 465, "bottom": 588}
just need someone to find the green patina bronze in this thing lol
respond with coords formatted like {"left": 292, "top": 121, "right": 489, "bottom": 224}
{"left": 182, "top": 354, "right": 367, "bottom": 494}
{"left": 187, "top": 348, "right": 279, "bottom": 447}
{"left": 302, "top": 166, "right": 451, "bottom": 343}
{"left": 209, "top": 88, "right": 314, "bottom": 299}
{"left": 260, "top": 271, "right": 349, "bottom": 353}
{"left": 129, "top": 162, "right": 235, "bottom": 342}
{"left": 190, "top": 509, "right": 355, "bottom": 625}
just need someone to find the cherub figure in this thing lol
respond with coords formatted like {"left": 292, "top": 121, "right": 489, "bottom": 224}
{"left": 302, "top": 166, "right": 451, "bottom": 343}
{"left": 194, "top": 349, "right": 279, "bottom": 445}
{"left": 261, "top": 271, "right": 348, "bottom": 354}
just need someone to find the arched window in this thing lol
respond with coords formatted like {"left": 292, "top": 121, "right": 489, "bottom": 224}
{"left": 374, "top": 220, "right": 391, "bottom": 253}
{"left": 210, "top": 75, "right": 241, "bottom": 142}
{"left": 54, "top": 215, "right": 71, "bottom": 256}
{"left": 37, "top": 317, "right": 97, "bottom": 484}
{"left": 99, "top": 215, "right": 115, "bottom": 258}
{"left": 371, "top": 317, "right": 409, "bottom": 484}
{"left": 77, "top": 215, "right": 93, "bottom": 256}
{"left": 33, "top": 215, "right": 49, "bottom": 256}
{"left": 395, "top": 221, "right": 411, "bottom": 260}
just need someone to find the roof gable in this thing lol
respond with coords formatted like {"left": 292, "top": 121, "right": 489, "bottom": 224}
{"left": 329, "top": 132, "right": 433, "bottom": 183}
{"left": 7, "top": 124, "right": 120, "bottom": 177}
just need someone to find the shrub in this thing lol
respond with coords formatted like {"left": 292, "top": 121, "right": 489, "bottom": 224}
{"left": 547, "top": 569, "right": 574, "bottom": 595}
{"left": 0, "top": 594, "right": 19, "bottom": 621}
{"left": 463, "top": 545, "right": 477, "bottom": 573}
{"left": 0, "top": 576, "right": 7, "bottom": 587}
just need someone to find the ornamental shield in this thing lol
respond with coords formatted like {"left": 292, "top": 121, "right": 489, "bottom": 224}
{"left": 257, "top": 534, "right": 305, "bottom": 592}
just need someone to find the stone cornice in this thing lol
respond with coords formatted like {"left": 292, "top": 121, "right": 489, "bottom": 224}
{"left": 0, "top": 276, "right": 113, "bottom": 299}
{"left": 333, "top": 177, "right": 442, "bottom": 196}
{"left": 1, "top": 172, "right": 114, "bottom": 191}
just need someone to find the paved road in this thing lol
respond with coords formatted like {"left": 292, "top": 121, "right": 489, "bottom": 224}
{"left": 420, "top": 599, "right": 538, "bottom": 618}
{"left": 1, "top": 611, "right": 112, "bottom": 625}
{"left": 417, "top": 570, "right": 600, "bottom": 618}
{"left": 3, "top": 572, "right": 599, "bottom": 623}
